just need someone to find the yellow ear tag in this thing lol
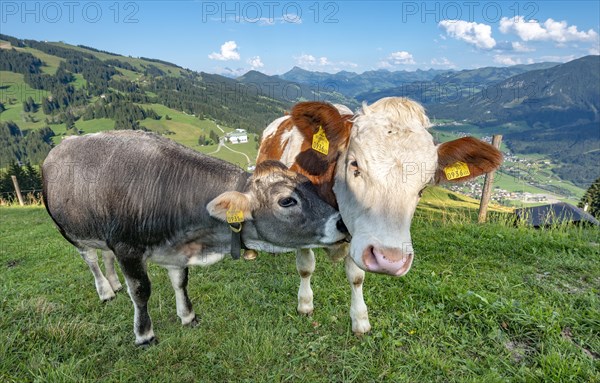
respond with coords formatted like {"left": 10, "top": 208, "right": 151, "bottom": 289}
{"left": 312, "top": 126, "right": 329, "bottom": 155}
{"left": 226, "top": 209, "right": 244, "bottom": 224}
{"left": 444, "top": 161, "right": 471, "bottom": 180}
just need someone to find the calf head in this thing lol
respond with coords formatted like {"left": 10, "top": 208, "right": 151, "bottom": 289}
{"left": 207, "top": 161, "right": 347, "bottom": 252}
{"left": 333, "top": 97, "right": 503, "bottom": 276}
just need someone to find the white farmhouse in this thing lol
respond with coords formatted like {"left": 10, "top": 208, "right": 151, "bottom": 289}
{"left": 226, "top": 129, "right": 248, "bottom": 144}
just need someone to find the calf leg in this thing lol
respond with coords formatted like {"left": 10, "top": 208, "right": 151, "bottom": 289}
{"left": 102, "top": 251, "right": 122, "bottom": 292}
{"left": 79, "top": 248, "right": 115, "bottom": 302}
{"left": 296, "top": 249, "right": 315, "bottom": 315}
{"left": 167, "top": 267, "right": 197, "bottom": 326}
{"left": 345, "top": 256, "right": 371, "bottom": 334}
{"left": 116, "top": 249, "right": 155, "bottom": 346}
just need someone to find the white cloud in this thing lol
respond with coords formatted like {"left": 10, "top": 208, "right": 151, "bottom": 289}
{"left": 493, "top": 55, "right": 521, "bottom": 66}
{"left": 439, "top": 20, "right": 496, "bottom": 49}
{"left": 282, "top": 13, "right": 302, "bottom": 24}
{"left": 214, "top": 67, "right": 247, "bottom": 77}
{"left": 377, "top": 51, "right": 416, "bottom": 68}
{"left": 430, "top": 57, "right": 456, "bottom": 68}
{"left": 377, "top": 60, "right": 393, "bottom": 69}
{"left": 500, "top": 16, "right": 599, "bottom": 43}
{"left": 257, "top": 14, "right": 302, "bottom": 26}
{"left": 589, "top": 46, "right": 600, "bottom": 55}
{"left": 296, "top": 54, "right": 318, "bottom": 66}
{"left": 377, "top": 51, "right": 416, "bottom": 69}
{"left": 339, "top": 61, "right": 359, "bottom": 69}
{"left": 247, "top": 56, "right": 264, "bottom": 69}
{"left": 389, "top": 51, "right": 416, "bottom": 64}
{"left": 294, "top": 54, "right": 357, "bottom": 72}
{"left": 208, "top": 41, "right": 240, "bottom": 61}
{"left": 257, "top": 17, "right": 276, "bottom": 26}
{"left": 511, "top": 41, "right": 535, "bottom": 52}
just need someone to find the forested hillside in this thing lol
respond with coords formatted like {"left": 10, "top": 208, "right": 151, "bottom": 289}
{"left": 0, "top": 34, "right": 288, "bottom": 168}
{"left": 1, "top": 34, "right": 598, "bottom": 193}
{"left": 426, "top": 56, "right": 600, "bottom": 188}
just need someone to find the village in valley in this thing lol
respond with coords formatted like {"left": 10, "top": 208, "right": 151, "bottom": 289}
{"left": 441, "top": 132, "right": 581, "bottom": 206}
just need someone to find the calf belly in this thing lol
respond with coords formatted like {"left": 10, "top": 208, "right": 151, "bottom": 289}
{"left": 149, "top": 241, "right": 227, "bottom": 268}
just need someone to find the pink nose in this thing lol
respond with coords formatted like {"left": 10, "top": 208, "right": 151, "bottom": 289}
{"left": 362, "top": 245, "right": 414, "bottom": 276}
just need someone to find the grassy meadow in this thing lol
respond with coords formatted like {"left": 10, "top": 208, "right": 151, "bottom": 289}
{"left": 1, "top": 196, "right": 598, "bottom": 382}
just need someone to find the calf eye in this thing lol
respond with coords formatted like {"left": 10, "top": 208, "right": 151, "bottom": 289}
{"left": 350, "top": 160, "right": 360, "bottom": 177}
{"left": 278, "top": 197, "right": 298, "bottom": 208}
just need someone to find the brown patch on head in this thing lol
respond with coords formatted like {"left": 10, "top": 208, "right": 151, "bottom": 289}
{"left": 256, "top": 118, "right": 294, "bottom": 164}
{"left": 436, "top": 137, "right": 503, "bottom": 183}
{"left": 256, "top": 102, "right": 353, "bottom": 209}
{"left": 291, "top": 102, "right": 352, "bottom": 176}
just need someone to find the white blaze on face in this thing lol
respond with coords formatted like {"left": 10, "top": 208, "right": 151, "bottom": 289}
{"left": 333, "top": 99, "right": 437, "bottom": 276}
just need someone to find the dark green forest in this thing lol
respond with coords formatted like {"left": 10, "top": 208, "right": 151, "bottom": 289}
{"left": 0, "top": 121, "right": 54, "bottom": 167}
{"left": 0, "top": 34, "right": 288, "bottom": 150}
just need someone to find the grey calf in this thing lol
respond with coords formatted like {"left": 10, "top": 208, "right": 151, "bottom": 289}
{"left": 43, "top": 131, "right": 346, "bottom": 345}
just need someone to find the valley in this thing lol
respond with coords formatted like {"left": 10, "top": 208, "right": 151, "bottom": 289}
{"left": 1, "top": 34, "right": 597, "bottom": 207}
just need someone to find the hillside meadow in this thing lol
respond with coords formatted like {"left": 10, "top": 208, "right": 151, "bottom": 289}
{"left": 0, "top": 193, "right": 598, "bottom": 382}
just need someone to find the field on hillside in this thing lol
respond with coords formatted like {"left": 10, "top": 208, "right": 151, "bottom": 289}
{"left": 1, "top": 203, "right": 598, "bottom": 382}
{"left": 0, "top": 70, "right": 260, "bottom": 168}
{"left": 431, "top": 124, "right": 586, "bottom": 205}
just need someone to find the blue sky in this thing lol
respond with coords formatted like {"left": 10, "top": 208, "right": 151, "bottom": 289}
{"left": 2, "top": 1, "right": 599, "bottom": 75}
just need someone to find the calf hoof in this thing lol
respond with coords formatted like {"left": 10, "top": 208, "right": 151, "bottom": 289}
{"left": 243, "top": 250, "right": 258, "bottom": 260}
{"left": 99, "top": 290, "right": 116, "bottom": 302}
{"left": 185, "top": 316, "right": 199, "bottom": 327}
{"left": 297, "top": 305, "right": 314, "bottom": 316}
{"left": 110, "top": 281, "right": 123, "bottom": 292}
{"left": 136, "top": 337, "right": 158, "bottom": 348}
{"left": 352, "top": 322, "right": 372, "bottom": 335}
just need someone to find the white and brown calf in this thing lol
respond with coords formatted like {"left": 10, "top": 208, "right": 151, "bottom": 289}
{"left": 257, "top": 97, "right": 503, "bottom": 334}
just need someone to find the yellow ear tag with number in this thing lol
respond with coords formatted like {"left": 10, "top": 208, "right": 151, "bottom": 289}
{"left": 444, "top": 161, "right": 471, "bottom": 180}
{"left": 312, "top": 126, "right": 329, "bottom": 155}
{"left": 226, "top": 209, "right": 244, "bottom": 224}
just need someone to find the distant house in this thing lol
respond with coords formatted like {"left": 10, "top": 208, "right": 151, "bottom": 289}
{"left": 226, "top": 129, "right": 248, "bottom": 144}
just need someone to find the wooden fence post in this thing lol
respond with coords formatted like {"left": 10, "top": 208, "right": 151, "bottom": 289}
{"left": 478, "top": 135, "right": 503, "bottom": 223}
{"left": 11, "top": 175, "right": 25, "bottom": 206}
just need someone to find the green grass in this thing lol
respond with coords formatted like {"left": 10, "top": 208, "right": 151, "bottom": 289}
{"left": 71, "top": 74, "right": 86, "bottom": 89}
{"left": 19, "top": 47, "right": 64, "bottom": 75}
{"left": 0, "top": 71, "right": 51, "bottom": 131}
{"left": 1, "top": 205, "right": 598, "bottom": 382}
{"left": 0, "top": 71, "right": 50, "bottom": 105}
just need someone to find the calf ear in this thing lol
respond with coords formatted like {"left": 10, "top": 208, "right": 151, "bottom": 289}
{"left": 207, "top": 191, "right": 254, "bottom": 222}
{"left": 291, "top": 102, "right": 352, "bottom": 176}
{"left": 435, "top": 137, "right": 503, "bottom": 183}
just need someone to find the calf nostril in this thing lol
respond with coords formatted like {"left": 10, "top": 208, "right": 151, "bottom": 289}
{"left": 336, "top": 219, "right": 349, "bottom": 234}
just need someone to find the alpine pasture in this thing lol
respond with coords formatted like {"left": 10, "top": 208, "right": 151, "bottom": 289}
{"left": 1, "top": 189, "right": 598, "bottom": 382}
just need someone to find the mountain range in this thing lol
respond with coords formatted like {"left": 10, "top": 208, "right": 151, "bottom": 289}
{"left": 0, "top": 33, "right": 598, "bottom": 187}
